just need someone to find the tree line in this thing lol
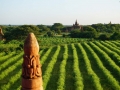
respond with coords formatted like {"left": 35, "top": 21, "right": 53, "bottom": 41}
{"left": 70, "top": 23, "right": 120, "bottom": 40}
{"left": 0, "top": 22, "right": 120, "bottom": 41}
{"left": 1, "top": 23, "right": 64, "bottom": 41}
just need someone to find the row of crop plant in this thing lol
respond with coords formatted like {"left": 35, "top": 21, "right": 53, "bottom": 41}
{"left": 105, "top": 41, "right": 120, "bottom": 49}
{"left": 95, "top": 41, "right": 120, "bottom": 66}
{"left": 111, "top": 41, "right": 120, "bottom": 48}
{"left": 43, "top": 46, "right": 61, "bottom": 90}
{"left": 93, "top": 42, "right": 120, "bottom": 76}
{"left": 1, "top": 41, "right": 120, "bottom": 90}
{"left": 57, "top": 44, "right": 68, "bottom": 90}
{"left": 100, "top": 41, "right": 120, "bottom": 54}
{"left": 77, "top": 43, "right": 103, "bottom": 90}
{"left": 41, "top": 47, "right": 53, "bottom": 65}
{"left": 71, "top": 44, "right": 84, "bottom": 90}
{"left": 0, "top": 56, "right": 23, "bottom": 90}
{"left": 88, "top": 42, "right": 120, "bottom": 90}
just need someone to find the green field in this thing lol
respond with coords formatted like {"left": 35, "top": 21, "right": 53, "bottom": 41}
{"left": 0, "top": 39, "right": 120, "bottom": 90}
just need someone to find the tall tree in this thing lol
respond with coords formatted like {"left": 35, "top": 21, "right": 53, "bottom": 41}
{"left": 82, "top": 26, "right": 97, "bottom": 38}
{"left": 51, "top": 23, "right": 64, "bottom": 31}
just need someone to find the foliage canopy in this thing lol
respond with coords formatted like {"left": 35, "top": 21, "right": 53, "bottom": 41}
{"left": 4, "top": 25, "right": 39, "bottom": 41}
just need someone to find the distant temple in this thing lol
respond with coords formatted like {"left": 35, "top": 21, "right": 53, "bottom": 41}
{"left": 0, "top": 27, "right": 4, "bottom": 40}
{"left": 65, "top": 20, "right": 83, "bottom": 32}
{"left": 73, "top": 20, "right": 82, "bottom": 30}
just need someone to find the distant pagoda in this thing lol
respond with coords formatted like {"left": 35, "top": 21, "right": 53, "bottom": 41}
{"left": 65, "top": 20, "right": 83, "bottom": 32}
{"left": 73, "top": 20, "right": 82, "bottom": 30}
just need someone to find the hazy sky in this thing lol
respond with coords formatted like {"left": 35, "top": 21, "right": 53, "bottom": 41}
{"left": 0, "top": 0, "right": 120, "bottom": 25}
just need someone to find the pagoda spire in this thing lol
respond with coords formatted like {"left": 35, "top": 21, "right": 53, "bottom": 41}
{"left": 21, "top": 33, "right": 43, "bottom": 90}
{"left": 75, "top": 19, "right": 79, "bottom": 25}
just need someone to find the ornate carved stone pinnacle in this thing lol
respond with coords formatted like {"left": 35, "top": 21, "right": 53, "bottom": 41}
{"left": 24, "top": 33, "right": 39, "bottom": 55}
{"left": 21, "top": 33, "right": 43, "bottom": 90}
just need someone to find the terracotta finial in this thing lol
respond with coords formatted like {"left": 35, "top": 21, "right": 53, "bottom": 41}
{"left": 24, "top": 33, "right": 39, "bottom": 55}
{"left": 21, "top": 33, "right": 43, "bottom": 90}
